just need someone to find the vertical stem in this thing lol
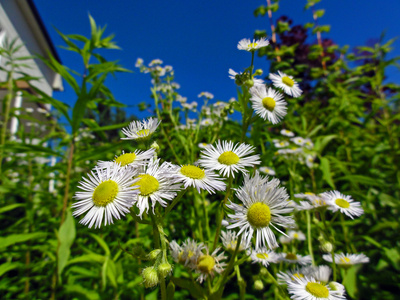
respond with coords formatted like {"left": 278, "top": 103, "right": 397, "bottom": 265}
{"left": 61, "top": 141, "right": 75, "bottom": 224}
{"left": 0, "top": 72, "right": 14, "bottom": 177}
{"left": 331, "top": 250, "right": 337, "bottom": 282}
{"left": 266, "top": 0, "right": 281, "bottom": 62}
{"left": 312, "top": 8, "right": 327, "bottom": 71}
{"left": 306, "top": 211, "right": 315, "bottom": 265}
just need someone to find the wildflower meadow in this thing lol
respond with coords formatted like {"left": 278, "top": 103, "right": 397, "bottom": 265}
{"left": 1, "top": 1, "right": 399, "bottom": 299}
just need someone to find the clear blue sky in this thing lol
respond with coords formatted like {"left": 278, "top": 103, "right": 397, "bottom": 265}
{"left": 34, "top": 0, "right": 400, "bottom": 120}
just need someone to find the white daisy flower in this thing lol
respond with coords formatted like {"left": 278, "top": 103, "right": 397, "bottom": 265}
{"left": 287, "top": 276, "right": 345, "bottom": 300}
{"left": 195, "top": 246, "right": 227, "bottom": 283}
{"left": 133, "top": 158, "right": 181, "bottom": 217}
{"left": 221, "top": 230, "right": 247, "bottom": 252}
{"left": 226, "top": 176, "right": 294, "bottom": 250}
{"left": 72, "top": 163, "right": 139, "bottom": 229}
{"left": 173, "top": 164, "right": 226, "bottom": 194}
{"left": 250, "top": 248, "right": 279, "bottom": 267}
{"left": 198, "top": 142, "right": 210, "bottom": 149}
{"left": 199, "top": 140, "right": 261, "bottom": 178}
{"left": 274, "top": 140, "right": 290, "bottom": 148}
{"left": 237, "top": 37, "right": 269, "bottom": 52}
{"left": 288, "top": 230, "right": 306, "bottom": 242}
{"left": 98, "top": 149, "right": 155, "bottom": 170}
{"left": 323, "top": 253, "right": 369, "bottom": 269}
{"left": 198, "top": 91, "right": 214, "bottom": 99}
{"left": 281, "top": 129, "right": 295, "bottom": 137}
{"left": 321, "top": 190, "right": 364, "bottom": 219}
{"left": 305, "top": 154, "right": 316, "bottom": 169}
{"left": 277, "top": 267, "right": 309, "bottom": 285}
{"left": 250, "top": 86, "right": 287, "bottom": 124}
{"left": 135, "top": 58, "right": 143, "bottom": 68}
{"left": 295, "top": 193, "right": 328, "bottom": 210}
{"left": 279, "top": 235, "right": 292, "bottom": 244}
{"left": 181, "top": 238, "right": 205, "bottom": 268}
{"left": 238, "top": 171, "right": 280, "bottom": 197}
{"left": 170, "top": 240, "right": 183, "bottom": 264}
{"left": 291, "top": 137, "right": 306, "bottom": 146}
{"left": 269, "top": 71, "right": 302, "bottom": 98}
{"left": 176, "top": 95, "right": 187, "bottom": 103}
{"left": 148, "top": 59, "right": 163, "bottom": 66}
{"left": 200, "top": 118, "right": 214, "bottom": 126}
{"left": 259, "top": 166, "right": 276, "bottom": 176}
{"left": 279, "top": 253, "right": 312, "bottom": 265}
{"left": 304, "top": 138, "right": 314, "bottom": 149}
{"left": 121, "top": 117, "right": 160, "bottom": 141}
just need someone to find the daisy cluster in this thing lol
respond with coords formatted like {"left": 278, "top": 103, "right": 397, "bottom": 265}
{"left": 273, "top": 131, "right": 316, "bottom": 168}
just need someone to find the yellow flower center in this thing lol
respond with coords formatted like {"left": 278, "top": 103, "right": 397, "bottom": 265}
{"left": 218, "top": 151, "right": 240, "bottom": 165}
{"left": 137, "top": 129, "right": 150, "bottom": 137}
{"left": 114, "top": 152, "right": 137, "bottom": 166}
{"left": 305, "top": 192, "right": 314, "bottom": 195}
{"left": 292, "top": 273, "right": 304, "bottom": 280}
{"left": 247, "top": 202, "right": 271, "bottom": 228}
{"left": 93, "top": 180, "right": 119, "bottom": 207}
{"left": 293, "top": 233, "right": 299, "bottom": 239}
{"left": 285, "top": 253, "right": 298, "bottom": 260}
{"left": 248, "top": 42, "right": 258, "bottom": 48}
{"left": 305, "top": 282, "right": 329, "bottom": 298}
{"left": 340, "top": 257, "right": 351, "bottom": 264}
{"left": 335, "top": 198, "right": 350, "bottom": 208}
{"left": 262, "top": 97, "right": 276, "bottom": 112}
{"left": 197, "top": 255, "right": 215, "bottom": 273}
{"left": 180, "top": 165, "right": 205, "bottom": 179}
{"left": 282, "top": 76, "right": 294, "bottom": 87}
{"left": 136, "top": 174, "right": 159, "bottom": 196}
{"left": 256, "top": 253, "right": 269, "bottom": 260}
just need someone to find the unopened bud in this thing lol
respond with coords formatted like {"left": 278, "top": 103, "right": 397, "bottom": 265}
{"left": 148, "top": 249, "right": 162, "bottom": 261}
{"left": 320, "top": 241, "right": 333, "bottom": 253}
{"left": 259, "top": 267, "right": 268, "bottom": 276}
{"left": 254, "top": 279, "right": 264, "bottom": 290}
{"left": 254, "top": 69, "right": 263, "bottom": 76}
{"left": 142, "top": 266, "right": 159, "bottom": 288}
{"left": 151, "top": 141, "right": 160, "bottom": 153}
{"left": 244, "top": 79, "right": 254, "bottom": 88}
{"left": 158, "top": 262, "right": 173, "bottom": 278}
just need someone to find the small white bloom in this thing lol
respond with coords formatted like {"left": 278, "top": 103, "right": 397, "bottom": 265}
{"left": 221, "top": 230, "right": 247, "bottom": 252}
{"left": 250, "top": 248, "right": 279, "bottom": 267}
{"left": 304, "top": 138, "right": 314, "bottom": 149}
{"left": 198, "top": 142, "right": 210, "bottom": 149}
{"left": 328, "top": 282, "right": 346, "bottom": 297}
{"left": 199, "top": 140, "right": 261, "bottom": 178}
{"left": 321, "top": 190, "right": 364, "bottom": 219}
{"left": 148, "top": 59, "right": 163, "bottom": 66}
{"left": 121, "top": 118, "right": 160, "bottom": 141}
{"left": 274, "top": 141, "right": 289, "bottom": 148}
{"left": 323, "top": 253, "right": 369, "bottom": 269}
{"left": 279, "top": 253, "right": 312, "bottom": 265}
{"left": 250, "top": 86, "right": 287, "bottom": 124}
{"left": 98, "top": 149, "right": 155, "bottom": 170}
{"left": 195, "top": 246, "right": 227, "bottom": 283}
{"left": 200, "top": 118, "right": 214, "bottom": 126}
{"left": 269, "top": 71, "right": 302, "bottom": 98}
{"left": 281, "top": 129, "right": 295, "bottom": 137}
{"left": 173, "top": 164, "right": 226, "bottom": 194}
{"left": 259, "top": 166, "right": 276, "bottom": 176}
{"left": 291, "top": 137, "right": 306, "bottom": 146}
{"left": 135, "top": 58, "right": 143, "bottom": 67}
{"left": 237, "top": 37, "right": 269, "bottom": 52}
{"left": 198, "top": 92, "right": 214, "bottom": 99}
{"left": 288, "top": 230, "right": 306, "bottom": 241}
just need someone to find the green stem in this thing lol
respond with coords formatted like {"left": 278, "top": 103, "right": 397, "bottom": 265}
{"left": 306, "top": 211, "right": 315, "bottom": 265}
{"left": 265, "top": 268, "right": 289, "bottom": 300}
{"left": 340, "top": 214, "right": 351, "bottom": 252}
{"left": 234, "top": 258, "right": 246, "bottom": 300}
{"left": 164, "top": 189, "right": 187, "bottom": 217}
{"left": 331, "top": 250, "right": 337, "bottom": 282}
{"left": 212, "top": 176, "right": 233, "bottom": 251}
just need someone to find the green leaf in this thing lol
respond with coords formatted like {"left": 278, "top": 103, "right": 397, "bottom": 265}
{"left": 72, "top": 97, "right": 90, "bottom": 135}
{"left": 0, "top": 203, "right": 24, "bottom": 214}
{"left": 67, "top": 254, "right": 105, "bottom": 265}
{"left": 89, "top": 233, "right": 110, "bottom": 256}
{"left": 342, "top": 266, "right": 358, "bottom": 298}
{"left": 320, "top": 157, "right": 336, "bottom": 189}
{"left": 0, "top": 262, "right": 21, "bottom": 277}
{"left": 336, "top": 175, "right": 383, "bottom": 187}
{"left": 0, "top": 143, "right": 62, "bottom": 157}
{"left": 314, "top": 9, "right": 325, "bottom": 18}
{"left": 57, "top": 210, "right": 76, "bottom": 281}
{"left": 171, "top": 277, "right": 205, "bottom": 299}
{"left": 0, "top": 232, "right": 47, "bottom": 250}
{"left": 64, "top": 284, "right": 100, "bottom": 300}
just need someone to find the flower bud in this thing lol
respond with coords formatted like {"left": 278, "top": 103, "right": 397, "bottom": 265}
{"left": 254, "top": 279, "right": 264, "bottom": 291}
{"left": 158, "top": 262, "right": 173, "bottom": 278}
{"left": 151, "top": 141, "right": 160, "bottom": 154}
{"left": 259, "top": 267, "right": 268, "bottom": 276}
{"left": 244, "top": 79, "right": 254, "bottom": 88}
{"left": 142, "top": 266, "right": 159, "bottom": 288}
{"left": 320, "top": 241, "right": 333, "bottom": 253}
{"left": 148, "top": 249, "right": 162, "bottom": 261}
{"left": 254, "top": 69, "right": 263, "bottom": 76}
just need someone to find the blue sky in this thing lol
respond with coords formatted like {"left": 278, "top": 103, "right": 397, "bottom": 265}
{"left": 34, "top": 0, "right": 400, "bottom": 121}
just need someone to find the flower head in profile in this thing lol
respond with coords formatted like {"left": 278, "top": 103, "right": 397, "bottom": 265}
{"left": 237, "top": 37, "right": 269, "bottom": 52}
{"left": 133, "top": 158, "right": 181, "bottom": 217}
{"left": 278, "top": 253, "right": 312, "bottom": 265}
{"left": 323, "top": 253, "right": 369, "bottom": 269}
{"left": 277, "top": 267, "right": 309, "bottom": 285}
{"left": 260, "top": 166, "right": 276, "bottom": 176}
{"left": 250, "top": 248, "right": 279, "bottom": 267}
{"left": 287, "top": 276, "right": 345, "bottom": 300}
{"left": 198, "top": 91, "right": 214, "bottom": 99}
{"left": 72, "top": 163, "right": 139, "bottom": 229}
{"left": 121, "top": 117, "right": 160, "bottom": 141}
{"left": 269, "top": 71, "right": 302, "bottom": 98}
{"left": 281, "top": 129, "right": 295, "bottom": 137}
{"left": 228, "top": 69, "right": 264, "bottom": 86}
{"left": 173, "top": 164, "right": 226, "bottom": 194}
{"left": 321, "top": 190, "right": 364, "bottom": 219}
{"left": 250, "top": 86, "right": 287, "bottom": 124}
{"left": 199, "top": 140, "right": 261, "bottom": 178}
{"left": 98, "top": 149, "right": 155, "bottom": 170}
{"left": 226, "top": 175, "right": 294, "bottom": 250}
